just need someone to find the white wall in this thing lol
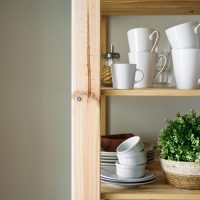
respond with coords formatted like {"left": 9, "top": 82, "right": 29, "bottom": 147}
{"left": 108, "top": 16, "right": 200, "bottom": 144}
{"left": 0, "top": 0, "right": 70, "bottom": 200}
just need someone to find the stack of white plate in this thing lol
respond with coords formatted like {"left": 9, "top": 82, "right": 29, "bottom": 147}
{"left": 101, "top": 144, "right": 155, "bottom": 166}
{"left": 145, "top": 144, "right": 156, "bottom": 163}
{"left": 101, "top": 151, "right": 117, "bottom": 167}
{"left": 101, "top": 166, "right": 156, "bottom": 188}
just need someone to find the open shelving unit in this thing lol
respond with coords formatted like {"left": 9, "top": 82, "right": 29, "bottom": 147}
{"left": 72, "top": 1, "right": 200, "bottom": 200}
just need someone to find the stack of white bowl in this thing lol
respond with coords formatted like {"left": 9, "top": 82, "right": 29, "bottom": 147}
{"left": 127, "top": 27, "right": 167, "bottom": 88}
{"left": 116, "top": 136, "right": 147, "bottom": 179}
{"left": 165, "top": 22, "right": 200, "bottom": 89}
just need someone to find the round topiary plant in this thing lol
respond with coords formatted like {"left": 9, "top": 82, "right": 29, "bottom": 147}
{"left": 157, "top": 109, "right": 200, "bottom": 162}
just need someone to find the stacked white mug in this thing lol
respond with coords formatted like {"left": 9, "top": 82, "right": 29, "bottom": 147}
{"left": 116, "top": 136, "right": 146, "bottom": 178}
{"left": 127, "top": 27, "right": 167, "bottom": 88}
{"left": 165, "top": 22, "right": 200, "bottom": 89}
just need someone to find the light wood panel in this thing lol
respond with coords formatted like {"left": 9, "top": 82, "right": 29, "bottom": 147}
{"left": 71, "top": 0, "right": 100, "bottom": 200}
{"left": 101, "top": 183, "right": 200, "bottom": 199}
{"left": 101, "top": 87, "right": 200, "bottom": 96}
{"left": 101, "top": 0, "right": 200, "bottom": 15}
{"left": 101, "top": 16, "right": 108, "bottom": 53}
{"left": 100, "top": 95, "right": 107, "bottom": 135}
{"left": 100, "top": 16, "right": 108, "bottom": 135}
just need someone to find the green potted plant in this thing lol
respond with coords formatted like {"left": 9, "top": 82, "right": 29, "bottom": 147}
{"left": 157, "top": 109, "right": 200, "bottom": 189}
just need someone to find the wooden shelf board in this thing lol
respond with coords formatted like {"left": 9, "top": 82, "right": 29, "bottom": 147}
{"left": 101, "top": 161, "right": 200, "bottom": 200}
{"left": 101, "top": 87, "right": 200, "bottom": 96}
{"left": 101, "top": 182, "right": 200, "bottom": 199}
{"left": 101, "top": 0, "right": 200, "bottom": 15}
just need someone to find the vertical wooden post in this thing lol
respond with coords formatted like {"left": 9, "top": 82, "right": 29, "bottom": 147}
{"left": 100, "top": 95, "right": 107, "bottom": 135}
{"left": 71, "top": 0, "right": 100, "bottom": 200}
{"left": 100, "top": 16, "right": 108, "bottom": 135}
{"left": 101, "top": 16, "right": 108, "bottom": 53}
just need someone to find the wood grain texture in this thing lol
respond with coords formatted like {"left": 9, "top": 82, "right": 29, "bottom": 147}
{"left": 100, "top": 95, "right": 107, "bottom": 135}
{"left": 72, "top": 0, "right": 100, "bottom": 200}
{"left": 101, "top": 0, "right": 200, "bottom": 15}
{"left": 101, "top": 16, "right": 108, "bottom": 53}
{"left": 101, "top": 187, "right": 200, "bottom": 200}
{"left": 101, "top": 87, "right": 200, "bottom": 96}
{"left": 100, "top": 16, "right": 108, "bottom": 136}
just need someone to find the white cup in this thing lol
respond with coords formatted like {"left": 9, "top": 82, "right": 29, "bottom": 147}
{"left": 128, "top": 52, "right": 167, "bottom": 88}
{"left": 172, "top": 49, "right": 200, "bottom": 89}
{"left": 165, "top": 22, "right": 200, "bottom": 49}
{"left": 117, "top": 150, "right": 147, "bottom": 166}
{"left": 112, "top": 63, "right": 144, "bottom": 89}
{"left": 116, "top": 136, "right": 144, "bottom": 154}
{"left": 116, "top": 162, "right": 146, "bottom": 178}
{"left": 127, "top": 27, "right": 160, "bottom": 52}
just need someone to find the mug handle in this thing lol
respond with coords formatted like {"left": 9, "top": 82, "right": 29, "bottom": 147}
{"left": 194, "top": 23, "right": 200, "bottom": 34}
{"left": 149, "top": 31, "right": 160, "bottom": 52}
{"left": 134, "top": 68, "right": 144, "bottom": 84}
{"left": 154, "top": 54, "right": 167, "bottom": 80}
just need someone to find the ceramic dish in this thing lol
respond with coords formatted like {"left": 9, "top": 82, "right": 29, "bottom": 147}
{"left": 116, "top": 136, "right": 144, "bottom": 154}
{"left": 101, "top": 159, "right": 118, "bottom": 163}
{"left": 101, "top": 166, "right": 155, "bottom": 182}
{"left": 101, "top": 163, "right": 116, "bottom": 166}
{"left": 101, "top": 151, "right": 117, "bottom": 157}
{"left": 116, "top": 162, "right": 146, "bottom": 178}
{"left": 117, "top": 150, "right": 147, "bottom": 166}
{"left": 101, "top": 178, "right": 156, "bottom": 188}
{"left": 101, "top": 133, "right": 134, "bottom": 152}
{"left": 101, "top": 155, "right": 117, "bottom": 159}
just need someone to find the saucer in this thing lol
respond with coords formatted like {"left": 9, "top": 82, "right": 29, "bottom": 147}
{"left": 101, "top": 177, "right": 156, "bottom": 188}
{"left": 101, "top": 166, "right": 156, "bottom": 182}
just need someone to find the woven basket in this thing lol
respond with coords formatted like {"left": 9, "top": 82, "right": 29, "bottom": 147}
{"left": 160, "top": 158, "right": 200, "bottom": 190}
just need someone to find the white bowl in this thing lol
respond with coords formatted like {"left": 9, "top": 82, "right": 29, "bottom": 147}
{"left": 116, "top": 136, "right": 144, "bottom": 154}
{"left": 116, "top": 162, "right": 146, "bottom": 178}
{"left": 117, "top": 150, "right": 147, "bottom": 166}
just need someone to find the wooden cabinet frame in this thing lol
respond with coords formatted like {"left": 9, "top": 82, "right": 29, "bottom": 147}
{"left": 71, "top": 0, "right": 100, "bottom": 200}
{"left": 72, "top": 1, "right": 200, "bottom": 200}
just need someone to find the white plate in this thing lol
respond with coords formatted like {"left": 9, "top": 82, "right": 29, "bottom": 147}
{"left": 101, "top": 156, "right": 118, "bottom": 160}
{"left": 101, "top": 163, "right": 116, "bottom": 166}
{"left": 101, "top": 176, "right": 155, "bottom": 184}
{"left": 101, "top": 159, "right": 117, "bottom": 163}
{"left": 101, "top": 151, "right": 117, "bottom": 156}
{"left": 101, "top": 149, "right": 154, "bottom": 156}
{"left": 101, "top": 166, "right": 156, "bottom": 182}
{"left": 101, "top": 178, "right": 156, "bottom": 188}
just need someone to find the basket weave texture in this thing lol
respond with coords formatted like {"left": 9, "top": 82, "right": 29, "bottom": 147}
{"left": 163, "top": 171, "right": 200, "bottom": 190}
{"left": 160, "top": 158, "right": 200, "bottom": 190}
{"left": 101, "top": 65, "right": 112, "bottom": 87}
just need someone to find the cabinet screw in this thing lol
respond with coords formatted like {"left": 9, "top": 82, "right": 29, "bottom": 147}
{"left": 77, "top": 96, "right": 82, "bottom": 102}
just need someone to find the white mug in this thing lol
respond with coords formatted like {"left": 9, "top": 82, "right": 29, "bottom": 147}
{"left": 112, "top": 63, "right": 144, "bottom": 89}
{"left": 172, "top": 49, "right": 200, "bottom": 89}
{"left": 128, "top": 52, "right": 167, "bottom": 88}
{"left": 165, "top": 22, "right": 200, "bottom": 49}
{"left": 127, "top": 27, "right": 160, "bottom": 52}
